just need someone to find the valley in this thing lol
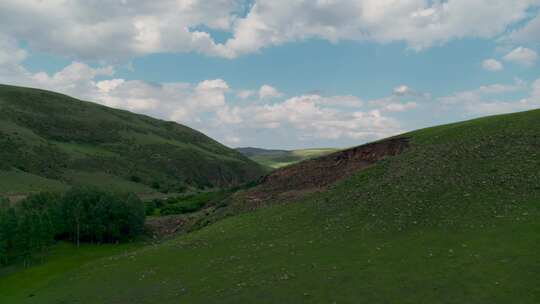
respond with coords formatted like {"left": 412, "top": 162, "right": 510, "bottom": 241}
{"left": 236, "top": 147, "right": 339, "bottom": 169}
{"left": 1, "top": 88, "right": 539, "bottom": 303}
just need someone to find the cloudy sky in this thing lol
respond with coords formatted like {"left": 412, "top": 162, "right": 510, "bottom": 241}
{"left": 1, "top": 0, "right": 539, "bottom": 149}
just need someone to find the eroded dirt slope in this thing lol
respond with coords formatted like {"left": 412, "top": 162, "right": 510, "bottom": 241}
{"left": 245, "top": 137, "right": 409, "bottom": 205}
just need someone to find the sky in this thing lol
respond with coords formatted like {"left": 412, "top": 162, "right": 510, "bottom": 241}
{"left": 0, "top": 0, "right": 539, "bottom": 149}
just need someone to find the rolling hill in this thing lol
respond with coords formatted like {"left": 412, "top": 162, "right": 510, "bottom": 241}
{"left": 1, "top": 109, "right": 540, "bottom": 303}
{"left": 0, "top": 84, "right": 265, "bottom": 197}
{"left": 236, "top": 147, "right": 339, "bottom": 169}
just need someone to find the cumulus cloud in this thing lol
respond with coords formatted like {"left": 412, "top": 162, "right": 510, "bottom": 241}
{"left": 236, "top": 90, "right": 255, "bottom": 99}
{"left": 0, "top": 0, "right": 239, "bottom": 61}
{"left": 503, "top": 47, "right": 538, "bottom": 67}
{"left": 437, "top": 79, "right": 539, "bottom": 116}
{"left": 223, "top": 0, "right": 539, "bottom": 57}
{"left": 258, "top": 85, "right": 282, "bottom": 99}
{"left": 482, "top": 59, "right": 504, "bottom": 71}
{"left": 393, "top": 85, "right": 414, "bottom": 96}
{"left": 0, "top": 1, "right": 538, "bottom": 60}
{"left": 439, "top": 81, "right": 526, "bottom": 104}
{"left": 314, "top": 95, "right": 363, "bottom": 108}
{"left": 224, "top": 95, "right": 401, "bottom": 141}
{"left": 369, "top": 85, "right": 426, "bottom": 112}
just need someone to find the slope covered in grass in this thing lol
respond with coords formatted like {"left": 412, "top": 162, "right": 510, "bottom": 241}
{"left": 237, "top": 147, "right": 339, "bottom": 169}
{"left": 2, "top": 109, "right": 540, "bottom": 303}
{"left": 0, "top": 84, "right": 265, "bottom": 195}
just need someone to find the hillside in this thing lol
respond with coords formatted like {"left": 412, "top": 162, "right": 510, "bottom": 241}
{"left": 1, "top": 109, "right": 540, "bottom": 303}
{"left": 0, "top": 84, "right": 265, "bottom": 196}
{"left": 236, "top": 147, "right": 338, "bottom": 169}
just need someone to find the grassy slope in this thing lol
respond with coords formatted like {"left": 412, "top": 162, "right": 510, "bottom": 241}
{"left": 2, "top": 109, "right": 540, "bottom": 303}
{"left": 242, "top": 148, "right": 339, "bottom": 169}
{"left": 0, "top": 84, "right": 265, "bottom": 195}
{"left": 0, "top": 242, "right": 141, "bottom": 300}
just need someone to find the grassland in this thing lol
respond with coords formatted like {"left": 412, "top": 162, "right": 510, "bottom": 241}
{"left": 238, "top": 147, "right": 338, "bottom": 168}
{"left": 0, "top": 170, "right": 68, "bottom": 194}
{"left": 0, "top": 84, "right": 265, "bottom": 196}
{"left": 1, "top": 109, "right": 540, "bottom": 303}
{"left": 0, "top": 242, "right": 142, "bottom": 301}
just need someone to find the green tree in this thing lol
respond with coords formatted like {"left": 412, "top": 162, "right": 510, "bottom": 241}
{"left": 16, "top": 211, "right": 33, "bottom": 267}
{"left": 125, "top": 194, "right": 145, "bottom": 238}
{"left": 1, "top": 206, "right": 18, "bottom": 265}
{"left": 0, "top": 199, "right": 9, "bottom": 265}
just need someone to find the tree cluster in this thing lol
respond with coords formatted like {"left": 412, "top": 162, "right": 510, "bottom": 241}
{"left": 0, "top": 188, "right": 145, "bottom": 267}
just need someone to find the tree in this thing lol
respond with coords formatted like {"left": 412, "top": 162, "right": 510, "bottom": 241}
{"left": 125, "top": 193, "right": 145, "bottom": 238}
{"left": 61, "top": 188, "right": 93, "bottom": 247}
{"left": 16, "top": 211, "right": 33, "bottom": 267}
{"left": 0, "top": 205, "right": 18, "bottom": 265}
{"left": 1, "top": 188, "right": 147, "bottom": 266}
{"left": 0, "top": 200, "right": 9, "bottom": 265}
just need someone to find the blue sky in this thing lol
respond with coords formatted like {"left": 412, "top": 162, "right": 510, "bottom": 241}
{"left": 1, "top": 1, "right": 539, "bottom": 149}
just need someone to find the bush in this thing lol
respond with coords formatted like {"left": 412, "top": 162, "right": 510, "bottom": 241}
{"left": 144, "top": 200, "right": 157, "bottom": 216}
{"left": 157, "top": 191, "right": 229, "bottom": 216}
{"left": 160, "top": 200, "right": 202, "bottom": 215}
{"left": 130, "top": 175, "right": 141, "bottom": 183}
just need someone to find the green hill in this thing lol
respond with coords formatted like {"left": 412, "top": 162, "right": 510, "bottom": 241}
{"left": 236, "top": 147, "right": 339, "bottom": 169}
{"left": 0, "top": 84, "right": 265, "bottom": 197}
{"left": 1, "top": 109, "right": 540, "bottom": 303}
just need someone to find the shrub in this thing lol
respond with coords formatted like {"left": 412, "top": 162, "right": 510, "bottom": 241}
{"left": 144, "top": 200, "right": 157, "bottom": 216}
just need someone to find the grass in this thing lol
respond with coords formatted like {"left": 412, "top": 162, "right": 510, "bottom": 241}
{"left": 3, "top": 201, "right": 538, "bottom": 303}
{"left": 0, "top": 84, "right": 265, "bottom": 194}
{"left": 1, "top": 109, "right": 540, "bottom": 303}
{"left": 0, "top": 242, "right": 142, "bottom": 302}
{"left": 64, "top": 171, "right": 157, "bottom": 194}
{"left": 52, "top": 141, "right": 118, "bottom": 159}
{"left": 0, "top": 169, "right": 68, "bottom": 195}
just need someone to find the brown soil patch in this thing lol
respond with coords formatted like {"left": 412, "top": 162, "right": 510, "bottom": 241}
{"left": 245, "top": 137, "right": 409, "bottom": 206}
{"left": 145, "top": 215, "right": 188, "bottom": 238}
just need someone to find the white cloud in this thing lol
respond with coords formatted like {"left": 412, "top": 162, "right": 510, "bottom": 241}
{"left": 224, "top": 0, "right": 539, "bottom": 57}
{"left": 439, "top": 81, "right": 526, "bottom": 105}
{"left": 193, "top": 79, "right": 229, "bottom": 108}
{"left": 503, "top": 47, "right": 538, "bottom": 67}
{"left": 96, "top": 79, "right": 125, "bottom": 93}
{"left": 533, "top": 78, "right": 540, "bottom": 98}
{"left": 506, "top": 14, "right": 540, "bottom": 45}
{"left": 382, "top": 102, "right": 418, "bottom": 112}
{"left": 231, "top": 95, "right": 401, "bottom": 141}
{"left": 216, "top": 106, "right": 243, "bottom": 124}
{"left": 0, "top": 1, "right": 538, "bottom": 60}
{"left": 223, "top": 135, "right": 242, "bottom": 145}
{"left": 438, "top": 79, "right": 539, "bottom": 116}
{"left": 370, "top": 85, "right": 426, "bottom": 112}
{"left": 315, "top": 95, "right": 363, "bottom": 108}
{"left": 482, "top": 59, "right": 504, "bottom": 71}
{"left": 0, "top": 35, "right": 27, "bottom": 65}
{"left": 0, "top": 0, "right": 239, "bottom": 61}
{"left": 258, "top": 85, "right": 282, "bottom": 99}
{"left": 236, "top": 90, "right": 255, "bottom": 99}
{"left": 393, "top": 85, "right": 413, "bottom": 96}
